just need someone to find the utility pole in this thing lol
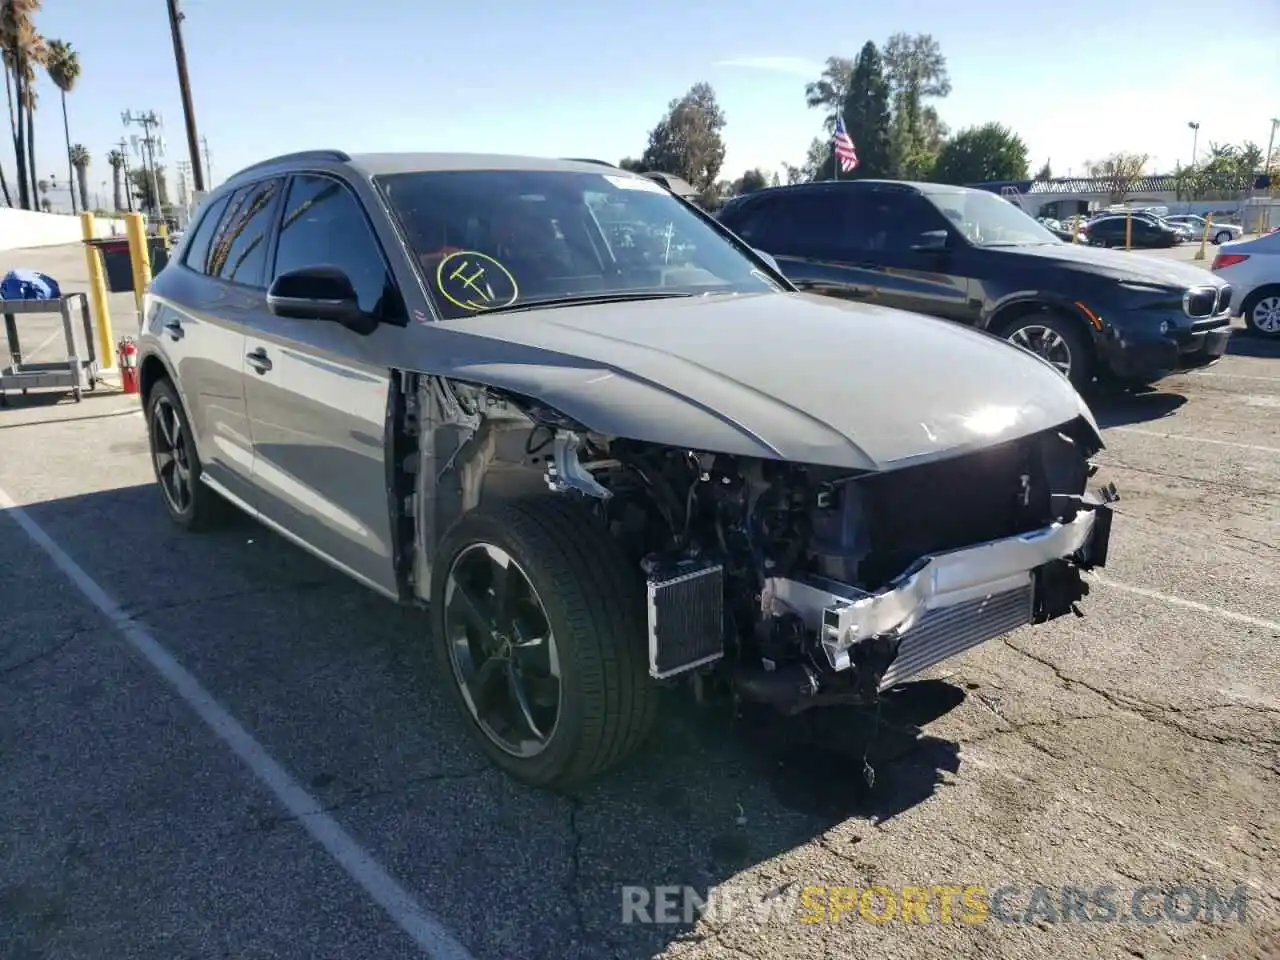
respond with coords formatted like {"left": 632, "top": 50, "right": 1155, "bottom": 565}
{"left": 1187, "top": 121, "right": 1200, "bottom": 170}
{"left": 1266, "top": 118, "right": 1278, "bottom": 175}
{"left": 166, "top": 0, "right": 205, "bottom": 192}
{"left": 117, "top": 137, "right": 135, "bottom": 212}
{"left": 122, "top": 110, "right": 164, "bottom": 219}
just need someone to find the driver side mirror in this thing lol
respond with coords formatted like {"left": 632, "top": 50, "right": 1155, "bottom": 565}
{"left": 910, "top": 229, "right": 950, "bottom": 253}
{"left": 267, "top": 266, "right": 369, "bottom": 327}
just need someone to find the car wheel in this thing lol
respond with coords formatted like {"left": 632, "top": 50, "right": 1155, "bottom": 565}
{"left": 145, "top": 378, "right": 231, "bottom": 531}
{"left": 1241, "top": 286, "right": 1280, "bottom": 339}
{"left": 1002, "top": 312, "right": 1094, "bottom": 391}
{"left": 429, "top": 497, "right": 657, "bottom": 789}
{"left": 1213, "top": 231, "right": 1232, "bottom": 245}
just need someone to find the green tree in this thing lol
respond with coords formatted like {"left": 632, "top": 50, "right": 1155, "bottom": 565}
{"left": 803, "top": 56, "right": 856, "bottom": 133}
{"left": 640, "top": 82, "right": 727, "bottom": 191}
{"left": 617, "top": 157, "right": 644, "bottom": 172}
{"left": 45, "top": 38, "right": 79, "bottom": 213}
{"left": 930, "top": 123, "right": 1029, "bottom": 185}
{"left": 782, "top": 137, "right": 827, "bottom": 184}
{"left": 2, "top": 0, "right": 46, "bottom": 209}
{"left": 107, "top": 148, "right": 126, "bottom": 211}
{"left": 882, "top": 32, "right": 951, "bottom": 179}
{"left": 69, "top": 142, "right": 88, "bottom": 210}
{"left": 835, "top": 41, "right": 891, "bottom": 178}
{"left": 734, "top": 168, "right": 768, "bottom": 194}
{"left": 129, "top": 163, "right": 168, "bottom": 211}
{"left": 1034, "top": 160, "right": 1052, "bottom": 181}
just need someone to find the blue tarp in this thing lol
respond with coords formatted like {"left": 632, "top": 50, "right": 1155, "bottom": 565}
{"left": 1, "top": 269, "right": 62, "bottom": 301}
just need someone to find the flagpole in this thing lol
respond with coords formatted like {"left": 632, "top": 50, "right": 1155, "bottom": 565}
{"left": 832, "top": 116, "right": 839, "bottom": 182}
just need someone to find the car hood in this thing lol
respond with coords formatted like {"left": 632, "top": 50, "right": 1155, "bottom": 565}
{"left": 999, "top": 241, "right": 1223, "bottom": 287}
{"left": 424, "top": 292, "right": 1100, "bottom": 472}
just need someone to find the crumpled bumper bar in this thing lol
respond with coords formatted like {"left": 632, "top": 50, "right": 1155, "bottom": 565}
{"left": 761, "top": 498, "right": 1106, "bottom": 686}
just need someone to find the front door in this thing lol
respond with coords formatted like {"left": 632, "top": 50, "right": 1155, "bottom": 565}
{"left": 241, "top": 173, "right": 405, "bottom": 598}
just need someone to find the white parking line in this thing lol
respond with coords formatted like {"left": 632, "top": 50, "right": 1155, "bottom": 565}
{"left": 0, "top": 484, "right": 475, "bottom": 960}
{"left": 1105, "top": 426, "right": 1280, "bottom": 455}
{"left": 1091, "top": 572, "right": 1280, "bottom": 634}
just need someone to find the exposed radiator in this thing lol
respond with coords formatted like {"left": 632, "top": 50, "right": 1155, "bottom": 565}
{"left": 646, "top": 560, "right": 724, "bottom": 679}
{"left": 878, "top": 580, "right": 1034, "bottom": 690}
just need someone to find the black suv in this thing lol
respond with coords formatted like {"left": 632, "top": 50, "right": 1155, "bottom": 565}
{"left": 717, "top": 181, "right": 1232, "bottom": 389}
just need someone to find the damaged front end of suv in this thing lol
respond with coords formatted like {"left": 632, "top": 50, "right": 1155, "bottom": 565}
{"left": 401, "top": 367, "right": 1117, "bottom": 785}
{"left": 541, "top": 411, "right": 1114, "bottom": 714}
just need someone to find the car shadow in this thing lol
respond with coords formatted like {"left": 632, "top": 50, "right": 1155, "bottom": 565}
{"left": 1085, "top": 383, "right": 1187, "bottom": 428}
{"left": 11, "top": 483, "right": 970, "bottom": 959}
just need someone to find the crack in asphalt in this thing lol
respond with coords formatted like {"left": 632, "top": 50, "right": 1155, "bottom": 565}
{"left": 563, "top": 795, "right": 588, "bottom": 942}
{"left": 1098, "top": 459, "right": 1275, "bottom": 498}
{"left": 0, "top": 630, "right": 83, "bottom": 679}
{"left": 118, "top": 579, "right": 334, "bottom": 619}
{"left": 1108, "top": 505, "right": 1280, "bottom": 557}
{"left": 243, "top": 766, "right": 490, "bottom": 834}
{"left": 1001, "top": 638, "right": 1280, "bottom": 750}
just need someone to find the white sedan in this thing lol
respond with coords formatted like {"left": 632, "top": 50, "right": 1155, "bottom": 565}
{"left": 1165, "top": 214, "right": 1243, "bottom": 245}
{"left": 1211, "top": 231, "right": 1280, "bottom": 337}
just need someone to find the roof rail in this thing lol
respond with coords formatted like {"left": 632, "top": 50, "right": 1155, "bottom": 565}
{"left": 562, "top": 157, "right": 617, "bottom": 167}
{"left": 227, "top": 149, "right": 352, "bottom": 180}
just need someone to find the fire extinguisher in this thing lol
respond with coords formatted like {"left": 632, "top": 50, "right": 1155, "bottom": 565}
{"left": 117, "top": 336, "right": 139, "bottom": 395}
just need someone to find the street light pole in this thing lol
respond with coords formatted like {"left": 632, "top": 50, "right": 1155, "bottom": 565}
{"left": 1266, "top": 118, "right": 1279, "bottom": 174}
{"left": 166, "top": 0, "right": 205, "bottom": 192}
{"left": 1187, "top": 121, "right": 1200, "bottom": 169}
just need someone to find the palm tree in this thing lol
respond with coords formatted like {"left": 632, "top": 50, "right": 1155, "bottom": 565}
{"left": 107, "top": 148, "right": 125, "bottom": 211}
{"left": 44, "top": 37, "right": 78, "bottom": 213}
{"left": 1, "top": 0, "right": 45, "bottom": 210}
{"left": 69, "top": 142, "right": 88, "bottom": 210}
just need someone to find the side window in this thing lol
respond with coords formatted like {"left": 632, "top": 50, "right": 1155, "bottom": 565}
{"left": 876, "top": 196, "right": 948, "bottom": 253}
{"left": 721, "top": 198, "right": 781, "bottom": 247}
{"left": 182, "top": 194, "right": 231, "bottom": 275}
{"left": 775, "top": 192, "right": 848, "bottom": 260}
{"left": 271, "top": 174, "right": 402, "bottom": 322}
{"left": 206, "top": 177, "right": 284, "bottom": 286}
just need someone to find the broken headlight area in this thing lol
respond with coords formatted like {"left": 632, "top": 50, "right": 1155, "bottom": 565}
{"left": 575, "top": 417, "right": 1117, "bottom": 716}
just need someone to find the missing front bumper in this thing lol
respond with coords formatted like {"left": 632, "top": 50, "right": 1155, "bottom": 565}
{"left": 762, "top": 493, "right": 1114, "bottom": 687}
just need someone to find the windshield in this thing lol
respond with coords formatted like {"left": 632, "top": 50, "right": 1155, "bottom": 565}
{"left": 926, "top": 190, "right": 1062, "bottom": 247}
{"left": 375, "top": 168, "right": 781, "bottom": 319}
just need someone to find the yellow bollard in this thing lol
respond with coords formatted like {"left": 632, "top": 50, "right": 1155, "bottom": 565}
{"left": 1125, "top": 212, "right": 1132, "bottom": 251}
{"left": 1194, "top": 215, "right": 1212, "bottom": 261}
{"left": 79, "top": 212, "right": 115, "bottom": 373}
{"left": 124, "top": 212, "right": 152, "bottom": 314}
{"left": 158, "top": 220, "right": 171, "bottom": 251}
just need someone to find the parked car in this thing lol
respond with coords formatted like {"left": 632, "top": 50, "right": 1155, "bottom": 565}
{"left": 716, "top": 180, "right": 1232, "bottom": 390}
{"left": 1085, "top": 214, "right": 1183, "bottom": 248}
{"left": 1164, "top": 215, "right": 1243, "bottom": 246}
{"left": 1210, "top": 230, "right": 1280, "bottom": 337}
{"left": 135, "top": 151, "right": 1116, "bottom": 788}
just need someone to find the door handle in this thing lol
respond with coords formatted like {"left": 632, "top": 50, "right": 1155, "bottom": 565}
{"left": 163, "top": 319, "right": 184, "bottom": 341}
{"left": 246, "top": 348, "right": 272, "bottom": 374}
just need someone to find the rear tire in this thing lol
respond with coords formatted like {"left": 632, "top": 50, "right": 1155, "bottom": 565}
{"left": 429, "top": 498, "right": 657, "bottom": 790}
{"left": 999, "top": 310, "right": 1095, "bottom": 392}
{"left": 1241, "top": 286, "right": 1280, "bottom": 339}
{"left": 1214, "top": 231, "right": 1232, "bottom": 245}
{"left": 144, "top": 378, "right": 233, "bottom": 532}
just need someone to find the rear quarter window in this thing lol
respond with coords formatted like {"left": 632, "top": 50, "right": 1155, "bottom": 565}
{"left": 182, "top": 194, "right": 231, "bottom": 274}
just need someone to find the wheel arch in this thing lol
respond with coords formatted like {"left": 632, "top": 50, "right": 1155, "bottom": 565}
{"left": 138, "top": 350, "right": 173, "bottom": 407}
{"left": 987, "top": 296, "right": 1099, "bottom": 344}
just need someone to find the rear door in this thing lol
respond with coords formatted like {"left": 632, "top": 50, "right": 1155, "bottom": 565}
{"left": 240, "top": 172, "right": 404, "bottom": 598}
{"left": 150, "top": 187, "right": 266, "bottom": 510}
{"left": 722, "top": 189, "right": 874, "bottom": 300}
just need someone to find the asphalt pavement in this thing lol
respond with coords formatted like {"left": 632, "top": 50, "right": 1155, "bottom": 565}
{"left": 1, "top": 242, "right": 1278, "bottom": 960}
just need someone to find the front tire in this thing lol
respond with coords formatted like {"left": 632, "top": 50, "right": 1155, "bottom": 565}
{"left": 144, "top": 378, "right": 231, "bottom": 531}
{"left": 1000, "top": 311, "right": 1095, "bottom": 392}
{"left": 429, "top": 498, "right": 657, "bottom": 789}
{"left": 1241, "top": 286, "right": 1280, "bottom": 339}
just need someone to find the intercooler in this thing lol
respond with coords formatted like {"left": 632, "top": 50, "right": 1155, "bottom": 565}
{"left": 878, "top": 580, "right": 1034, "bottom": 690}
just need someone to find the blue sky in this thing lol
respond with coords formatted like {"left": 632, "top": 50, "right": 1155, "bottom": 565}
{"left": 14, "top": 0, "right": 1280, "bottom": 205}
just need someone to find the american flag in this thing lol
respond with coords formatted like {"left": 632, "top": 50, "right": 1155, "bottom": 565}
{"left": 833, "top": 116, "right": 858, "bottom": 173}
